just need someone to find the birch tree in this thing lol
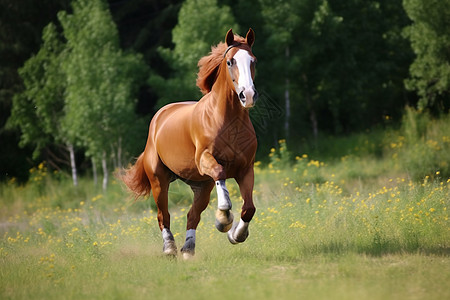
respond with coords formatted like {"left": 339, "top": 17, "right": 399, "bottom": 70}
{"left": 59, "top": 0, "right": 148, "bottom": 190}
{"left": 8, "top": 23, "right": 80, "bottom": 186}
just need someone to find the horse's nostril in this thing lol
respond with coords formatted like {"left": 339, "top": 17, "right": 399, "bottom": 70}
{"left": 239, "top": 91, "right": 245, "bottom": 100}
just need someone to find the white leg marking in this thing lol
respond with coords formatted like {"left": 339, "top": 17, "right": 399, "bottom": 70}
{"left": 228, "top": 218, "right": 249, "bottom": 244}
{"left": 216, "top": 180, "right": 232, "bottom": 210}
{"left": 235, "top": 219, "right": 249, "bottom": 235}
{"left": 162, "top": 228, "right": 177, "bottom": 256}
{"left": 162, "top": 228, "right": 174, "bottom": 241}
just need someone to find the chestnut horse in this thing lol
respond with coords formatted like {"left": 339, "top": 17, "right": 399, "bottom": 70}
{"left": 121, "top": 29, "right": 258, "bottom": 259}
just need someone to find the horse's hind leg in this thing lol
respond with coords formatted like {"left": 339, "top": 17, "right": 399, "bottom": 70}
{"left": 181, "top": 181, "right": 214, "bottom": 259}
{"left": 148, "top": 160, "right": 177, "bottom": 256}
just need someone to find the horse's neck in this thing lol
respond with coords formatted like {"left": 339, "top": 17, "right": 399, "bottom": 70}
{"left": 205, "top": 62, "right": 246, "bottom": 123}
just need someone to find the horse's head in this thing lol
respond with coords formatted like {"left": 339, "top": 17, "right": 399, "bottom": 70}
{"left": 224, "top": 29, "right": 258, "bottom": 108}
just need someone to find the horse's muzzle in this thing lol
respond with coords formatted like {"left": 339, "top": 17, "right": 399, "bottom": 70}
{"left": 239, "top": 86, "right": 258, "bottom": 108}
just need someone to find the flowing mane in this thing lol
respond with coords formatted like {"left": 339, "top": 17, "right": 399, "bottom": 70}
{"left": 196, "top": 34, "right": 246, "bottom": 95}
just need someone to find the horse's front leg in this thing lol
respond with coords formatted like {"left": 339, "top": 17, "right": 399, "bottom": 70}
{"left": 228, "top": 166, "right": 256, "bottom": 244}
{"left": 214, "top": 180, "right": 234, "bottom": 232}
{"left": 196, "top": 150, "right": 234, "bottom": 232}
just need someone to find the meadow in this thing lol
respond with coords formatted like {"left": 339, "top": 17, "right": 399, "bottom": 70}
{"left": 1, "top": 110, "right": 449, "bottom": 300}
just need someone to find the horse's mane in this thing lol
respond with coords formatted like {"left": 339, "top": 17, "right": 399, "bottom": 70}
{"left": 196, "top": 34, "right": 246, "bottom": 95}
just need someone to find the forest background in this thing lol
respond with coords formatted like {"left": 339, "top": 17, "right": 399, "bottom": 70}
{"left": 1, "top": 0, "right": 449, "bottom": 187}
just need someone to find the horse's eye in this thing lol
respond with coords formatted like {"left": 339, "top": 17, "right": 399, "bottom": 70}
{"left": 227, "top": 60, "right": 232, "bottom": 67}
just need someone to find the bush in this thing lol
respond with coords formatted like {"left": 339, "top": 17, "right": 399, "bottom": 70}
{"left": 387, "top": 107, "right": 450, "bottom": 180}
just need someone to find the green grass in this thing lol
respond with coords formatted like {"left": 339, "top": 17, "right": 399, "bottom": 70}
{"left": 2, "top": 244, "right": 448, "bottom": 300}
{"left": 1, "top": 113, "right": 450, "bottom": 299}
{"left": 1, "top": 171, "right": 449, "bottom": 299}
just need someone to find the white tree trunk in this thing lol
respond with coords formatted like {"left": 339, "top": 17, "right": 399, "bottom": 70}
{"left": 68, "top": 143, "right": 78, "bottom": 187}
{"left": 102, "top": 151, "right": 108, "bottom": 191}
{"left": 92, "top": 157, "right": 98, "bottom": 186}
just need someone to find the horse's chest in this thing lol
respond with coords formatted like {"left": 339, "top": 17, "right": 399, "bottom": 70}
{"left": 212, "top": 132, "right": 256, "bottom": 172}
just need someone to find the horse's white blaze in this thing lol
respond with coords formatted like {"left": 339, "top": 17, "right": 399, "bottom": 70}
{"left": 234, "top": 49, "right": 254, "bottom": 89}
{"left": 216, "top": 180, "right": 232, "bottom": 210}
{"left": 234, "top": 49, "right": 255, "bottom": 106}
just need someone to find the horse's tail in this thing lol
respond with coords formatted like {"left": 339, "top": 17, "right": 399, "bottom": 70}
{"left": 119, "top": 153, "right": 151, "bottom": 197}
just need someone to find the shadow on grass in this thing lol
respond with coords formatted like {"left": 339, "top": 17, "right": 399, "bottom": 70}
{"left": 252, "top": 240, "right": 450, "bottom": 264}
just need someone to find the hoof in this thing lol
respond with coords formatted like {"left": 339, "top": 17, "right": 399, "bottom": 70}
{"left": 227, "top": 231, "right": 239, "bottom": 244}
{"left": 181, "top": 250, "right": 195, "bottom": 260}
{"left": 180, "top": 229, "right": 195, "bottom": 259}
{"left": 215, "top": 209, "right": 234, "bottom": 232}
{"left": 163, "top": 240, "right": 177, "bottom": 257}
{"left": 228, "top": 229, "right": 249, "bottom": 244}
{"left": 227, "top": 220, "right": 249, "bottom": 244}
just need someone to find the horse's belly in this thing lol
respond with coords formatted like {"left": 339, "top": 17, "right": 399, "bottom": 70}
{"left": 157, "top": 136, "right": 201, "bottom": 180}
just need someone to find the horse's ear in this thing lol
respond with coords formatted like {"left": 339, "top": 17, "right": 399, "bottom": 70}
{"left": 246, "top": 28, "right": 255, "bottom": 47}
{"left": 226, "top": 29, "right": 234, "bottom": 46}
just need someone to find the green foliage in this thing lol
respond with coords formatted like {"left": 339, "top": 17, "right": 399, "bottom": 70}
{"left": 401, "top": 105, "right": 430, "bottom": 143}
{"left": 7, "top": 23, "right": 66, "bottom": 158}
{"left": 3, "top": 0, "right": 450, "bottom": 184}
{"left": 6, "top": 0, "right": 149, "bottom": 185}
{"left": 403, "top": 0, "right": 450, "bottom": 111}
{"left": 268, "top": 139, "right": 292, "bottom": 169}
{"left": 150, "top": 0, "right": 239, "bottom": 107}
{"left": 385, "top": 107, "right": 450, "bottom": 180}
{"left": 257, "top": 0, "right": 412, "bottom": 141}
{"left": 0, "top": 0, "right": 73, "bottom": 181}
{"left": 0, "top": 0, "right": 71, "bottom": 124}
{"left": 59, "top": 0, "right": 149, "bottom": 161}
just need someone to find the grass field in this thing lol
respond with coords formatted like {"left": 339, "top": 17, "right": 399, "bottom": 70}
{"left": 1, "top": 113, "right": 450, "bottom": 299}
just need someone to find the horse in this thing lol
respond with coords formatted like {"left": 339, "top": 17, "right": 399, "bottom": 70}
{"left": 121, "top": 28, "right": 258, "bottom": 259}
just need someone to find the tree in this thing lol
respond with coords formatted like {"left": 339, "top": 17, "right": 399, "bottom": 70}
{"left": 403, "top": 0, "right": 450, "bottom": 111}
{"left": 258, "top": 0, "right": 412, "bottom": 147}
{"left": 8, "top": 23, "right": 80, "bottom": 186}
{"left": 259, "top": 0, "right": 340, "bottom": 141}
{"left": 0, "top": 0, "right": 71, "bottom": 182}
{"left": 258, "top": 0, "right": 301, "bottom": 141}
{"left": 8, "top": 0, "right": 148, "bottom": 189}
{"left": 150, "top": 0, "right": 239, "bottom": 107}
{"left": 59, "top": 0, "right": 148, "bottom": 190}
